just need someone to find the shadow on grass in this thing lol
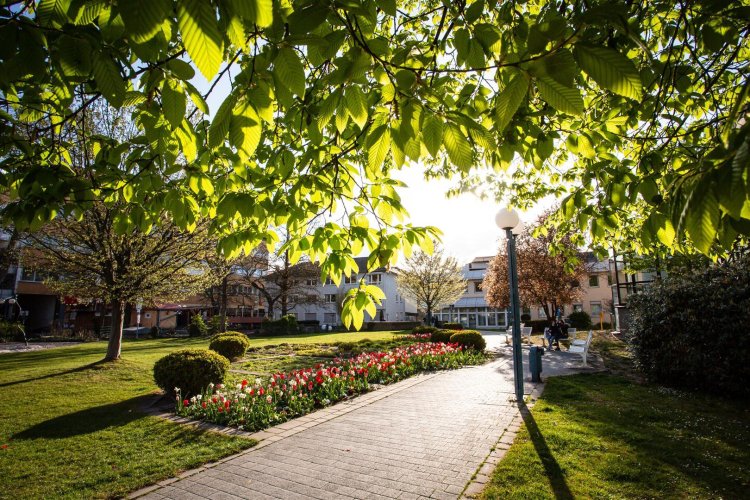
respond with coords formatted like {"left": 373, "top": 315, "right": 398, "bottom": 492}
{"left": 519, "top": 401, "right": 574, "bottom": 500}
{"left": 0, "top": 360, "right": 110, "bottom": 388}
{"left": 14, "top": 394, "right": 153, "bottom": 439}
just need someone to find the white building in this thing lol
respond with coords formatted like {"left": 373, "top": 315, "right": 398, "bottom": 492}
{"left": 287, "top": 257, "right": 418, "bottom": 325}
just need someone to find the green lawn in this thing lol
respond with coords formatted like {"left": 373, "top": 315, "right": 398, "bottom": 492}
{"left": 0, "top": 330, "right": 406, "bottom": 498}
{"left": 482, "top": 336, "right": 750, "bottom": 499}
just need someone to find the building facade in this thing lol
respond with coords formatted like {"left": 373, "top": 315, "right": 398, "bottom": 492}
{"left": 434, "top": 253, "right": 617, "bottom": 328}
{"left": 288, "top": 257, "right": 417, "bottom": 325}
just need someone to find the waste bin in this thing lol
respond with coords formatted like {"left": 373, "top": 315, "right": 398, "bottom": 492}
{"left": 529, "top": 346, "right": 544, "bottom": 382}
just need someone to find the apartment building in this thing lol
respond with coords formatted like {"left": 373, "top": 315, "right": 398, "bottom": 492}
{"left": 434, "top": 253, "right": 616, "bottom": 328}
{"left": 289, "top": 257, "right": 417, "bottom": 325}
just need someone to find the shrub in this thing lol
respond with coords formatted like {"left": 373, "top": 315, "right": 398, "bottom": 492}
{"left": 209, "top": 332, "right": 251, "bottom": 361}
{"left": 208, "top": 315, "right": 226, "bottom": 335}
{"left": 413, "top": 325, "right": 438, "bottom": 334}
{"left": 149, "top": 326, "right": 159, "bottom": 338}
{"left": 450, "top": 330, "right": 487, "bottom": 351}
{"left": 188, "top": 314, "right": 208, "bottom": 337}
{"left": 442, "top": 322, "right": 464, "bottom": 330}
{"left": 153, "top": 349, "right": 229, "bottom": 397}
{"left": 0, "top": 320, "right": 24, "bottom": 342}
{"left": 520, "top": 313, "right": 531, "bottom": 322}
{"left": 261, "top": 315, "right": 299, "bottom": 336}
{"left": 628, "top": 257, "right": 750, "bottom": 398}
{"left": 431, "top": 329, "right": 454, "bottom": 343}
{"left": 567, "top": 311, "right": 593, "bottom": 330}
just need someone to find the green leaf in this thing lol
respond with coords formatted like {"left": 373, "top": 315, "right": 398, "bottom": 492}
{"left": 274, "top": 47, "right": 306, "bottom": 97}
{"left": 229, "top": 102, "right": 262, "bottom": 161}
{"left": 119, "top": 0, "right": 171, "bottom": 44}
{"left": 74, "top": 0, "right": 105, "bottom": 25}
{"left": 185, "top": 81, "right": 209, "bottom": 114}
{"left": 684, "top": 185, "right": 720, "bottom": 255}
{"left": 92, "top": 52, "right": 125, "bottom": 107}
{"left": 344, "top": 86, "right": 367, "bottom": 128}
{"left": 37, "top": 0, "right": 71, "bottom": 26}
{"left": 376, "top": 0, "right": 397, "bottom": 16}
{"left": 536, "top": 76, "right": 584, "bottom": 116}
{"left": 443, "top": 123, "right": 473, "bottom": 169}
{"left": 229, "top": 0, "right": 273, "bottom": 27}
{"left": 177, "top": 0, "right": 224, "bottom": 80}
{"left": 573, "top": 44, "right": 643, "bottom": 100}
{"left": 175, "top": 121, "right": 198, "bottom": 162}
{"left": 161, "top": 80, "right": 186, "bottom": 129}
{"left": 495, "top": 73, "right": 529, "bottom": 132}
{"left": 422, "top": 114, "right": 443, "bottom": 157}
{"left": 209, "top": 96, "right": 235, "bottom": 148}
{"left": 167, "top": 59, "right": 196, "bottom": 80}
{"left": 367, "top": 125, "right": 391, "bottom": 172}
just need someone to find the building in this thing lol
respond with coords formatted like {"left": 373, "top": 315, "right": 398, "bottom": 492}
{"left": 290, "top": 257, "right": 417, "bottom": 325}
{"left": 434, "top": 253, "right": 617, "bottom": 328}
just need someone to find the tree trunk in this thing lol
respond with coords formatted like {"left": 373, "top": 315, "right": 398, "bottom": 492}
{"left": 105, "top": 300, "right": 125, "bottom": 361}
{"left": 426, "top": 305, "right": 432, "bottom": 325}
{"left": 219, "top": 275, "right": 228, "bottom": 332}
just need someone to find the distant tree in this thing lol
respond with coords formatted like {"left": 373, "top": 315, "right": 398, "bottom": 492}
{"left": 238, "top": 240, "right": 322, "bottom": 319}
{"left": 484, "top": 214, "right": 589, "bottom": 322}
{"left": 396, "top": 245, "right": 467, "bottom": 325}
{"left": 25, "top": 207, "right": 214, "bottom": 361}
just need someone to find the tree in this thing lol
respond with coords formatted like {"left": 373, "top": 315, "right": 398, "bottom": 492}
{"left": 483, "top": 215, "right": 588, "bottom": 322}
{"left": 396, "top": 245, "right": 466, "bottom": 324}
{"left": 25, "top": 205, "right": 215, "bottom": 360}
{"left": 1, "top": 0, "right": 749, "bottom": 329}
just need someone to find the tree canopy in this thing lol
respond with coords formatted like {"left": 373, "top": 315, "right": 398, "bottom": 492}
{"left": 395, "top": 244, "right": 466, "bottom": 323}
{"left": 483, "top": 214, "right": 588, "bottom": 321}
{"left": 1, "top": 0, "right": 749, "bottom": 325}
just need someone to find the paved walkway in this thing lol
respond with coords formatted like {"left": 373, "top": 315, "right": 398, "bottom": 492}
{"left": 134, "top": 332, "right": 595, "bottom": 500}
{"left": 0, "top": 341, "right": 81, "bottom": 354}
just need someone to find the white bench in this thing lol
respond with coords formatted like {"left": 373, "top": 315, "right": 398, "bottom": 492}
{"left": 521, "top": 326, "right": 533, "bottom": 343}
{"left": 568, "top": 330, "right": 593, "bottom": 366}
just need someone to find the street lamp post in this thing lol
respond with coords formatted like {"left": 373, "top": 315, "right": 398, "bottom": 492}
{"left": 3, "top": 297, "right": 28, "bottom": 346}
{"left": 495, "top": 208, "right": 524, "bottom": 402}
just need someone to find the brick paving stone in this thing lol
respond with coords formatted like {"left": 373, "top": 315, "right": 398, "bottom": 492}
{"left": 131, "top": 356, "right": 523, "bottom": 500}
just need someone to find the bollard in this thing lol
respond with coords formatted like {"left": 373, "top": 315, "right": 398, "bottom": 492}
{"left": 529, "top": 346, "right": 544, "bottom": 382}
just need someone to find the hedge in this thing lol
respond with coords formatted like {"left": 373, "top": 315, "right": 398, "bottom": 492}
{"left": 209, "top": 332, "right": 251, "bottom": 361}
{"left": 153, "top": 349, "right": 230, "bottom": 397}
{"left": 450, "top": 330, "right": 486, "bottom": 351}
{"left": 627, "top": 257, "right": 750, "bottom": 398}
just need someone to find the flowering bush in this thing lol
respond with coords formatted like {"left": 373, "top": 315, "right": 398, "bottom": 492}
{"left": 176, "top": 342, "right": 485, "bottom": 430}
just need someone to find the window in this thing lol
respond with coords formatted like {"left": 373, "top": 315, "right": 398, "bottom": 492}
{"left": 607, "top": 273, "right": 613, "bottom": 286}
{"left": 394, "top": 294, "right": 403, "bottom": 303}
{"left": 304, "top": 313, "right": 317, "bottom": 321}
{"left": 474, "top": 281, "right": 483, "bottom": 292}
{"left": 305, "top": 279, "right": 317, "bottom": 286}
{"left": 590, "top": 301, "right": 602, "bottom": 317}
{"left": 573, "top": 304, "right": 583, "bottom": 312}
{"left": 20, "top": 269, "right": 47, "bottom": 282}
{"left": 324, "top": 294, "right": 337, "bottom": 303}
{"left": 367, "top": 273, "right": 382, "bottom": 284}
{"left": 344, "top": 274, "right": 357, "bottom": 284}
{"left": 537, "top": 307, "right": 546, "bottom": 318}
{"left": 325, "top": 278, "right": 335, "bottom": 285}
{"left": 589, "top": 274, "right": 600, "bottom": 287}
{"left": 324, "top": 313, "right": 336, "bottom": 324}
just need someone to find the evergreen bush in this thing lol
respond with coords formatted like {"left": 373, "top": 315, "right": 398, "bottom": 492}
{"left": 208, "top": 332, "right": 251, "bottom": 360}
{"left": 442, "top": 322, "right": 464, "bottom": 330}
{"left": 153, "top": 349, "right": 229, "bottom": 397}
{"left": 628, "top": 257, "right": 750, "bottom": 398}
{"left": 450, "top": 330, "right": 487, "bottom": 351}
{"left": 430, "top": 330, "right": 454, "bottom": 343}
{"left": 567, "top": 311, "right": 593, "bottom": 330}
{"left": 261, "top": 315, "right": 300, "bottom": 336}
{"left": 188, "top": 314, "right": 208, "bottom": 337}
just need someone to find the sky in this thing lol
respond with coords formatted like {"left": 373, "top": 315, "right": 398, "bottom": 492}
{"left": 392, "top": 166, "right": 553, "bottom": 265}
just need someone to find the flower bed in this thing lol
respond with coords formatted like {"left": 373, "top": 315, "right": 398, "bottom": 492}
{"left": 176, "top": 342, "right": 485, "bottom": 431}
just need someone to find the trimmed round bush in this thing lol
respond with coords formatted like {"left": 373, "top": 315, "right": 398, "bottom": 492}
{"left": 430, "top": 329, "right": 454, "bottom": 343}
{"left": 567, "top": 310, "right": 593, "bottom": 330}
{"left": 413, "top": 325, "right": 438, "bottom": 334}
{"left": 450, "top": 330, "right": 486, "bottom": 351}
{"left": 153, "top": 349, "right": 229, "bottom": 397}
{"left": 209, "top": 332, "right": 251, "bottom": 360}
{"left": 442, "top": 322, "right": 464, "bottom": 330}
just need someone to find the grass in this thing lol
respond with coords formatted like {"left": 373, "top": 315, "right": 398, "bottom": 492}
{"left": 482, "top": 334, "right": 750, "bottom": 499}
{"left": 0, "top": 330, "right": 406, "bottom": 498}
